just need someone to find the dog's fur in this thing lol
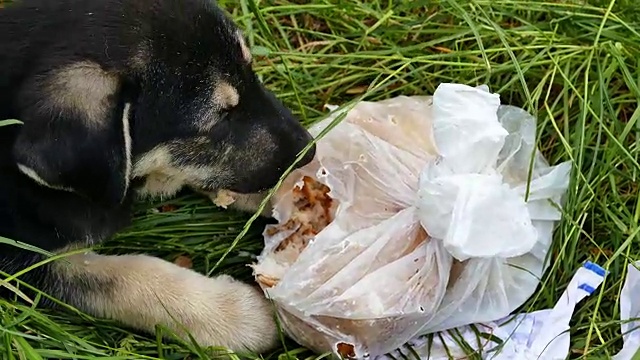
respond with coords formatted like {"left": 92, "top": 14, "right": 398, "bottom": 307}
{"left": 0, "top": 0, "right": 316, "bottom": 353}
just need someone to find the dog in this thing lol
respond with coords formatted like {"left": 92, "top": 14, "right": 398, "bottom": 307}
{"left": 0, "top": 0, "right": 316, "bottom": 353}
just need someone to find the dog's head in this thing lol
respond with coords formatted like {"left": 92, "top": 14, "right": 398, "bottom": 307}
{"left": 11, "top": 0, "right": 316, "bottom": 206}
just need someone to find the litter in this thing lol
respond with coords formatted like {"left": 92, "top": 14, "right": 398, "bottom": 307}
{"left": 613, "top": 261, "right": 640, "bottom": 360}
{"left": 251, "top": 83, "right": 573, "bottom": 358}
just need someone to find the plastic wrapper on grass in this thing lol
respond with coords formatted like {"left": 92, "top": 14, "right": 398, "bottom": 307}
{"left": 251, "top": 83, "right": 572, "bottom": 359}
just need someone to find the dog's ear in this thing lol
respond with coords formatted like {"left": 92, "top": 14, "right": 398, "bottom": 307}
{"left": 12, "top": 61, "right": 133, "bottom": 206}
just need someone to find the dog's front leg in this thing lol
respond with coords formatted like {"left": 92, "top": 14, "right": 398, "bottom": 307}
{"left": 48, "top": 251, "right": 279, "bottom": 353}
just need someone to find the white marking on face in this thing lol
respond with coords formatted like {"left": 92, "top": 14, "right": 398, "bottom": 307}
{"left": 236, "top": 30, "right": 252, "bottom": 63}
{"left": 17, "top": 164, "right": 75, "bottom": 192}
{"left": 121, "top": 102, "right": 133, "bottom": 200}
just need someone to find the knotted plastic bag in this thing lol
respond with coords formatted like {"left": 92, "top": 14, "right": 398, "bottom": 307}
{"left": 251, "top": 83, "right": 572, "bottom": 359}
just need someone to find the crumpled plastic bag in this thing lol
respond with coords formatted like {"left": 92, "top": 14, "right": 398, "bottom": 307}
{"left": 251, "top": 83, "right": 572, "bottom": 358}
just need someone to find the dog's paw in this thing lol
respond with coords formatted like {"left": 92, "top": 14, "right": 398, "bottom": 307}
{"left": 55, "top": 253, "right": 279, "bottom": 354}
{"left": 190, "top": 274, "right": 279, "bottom": 353}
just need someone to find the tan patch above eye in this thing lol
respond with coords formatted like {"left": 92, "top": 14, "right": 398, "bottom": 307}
{"left": 213, "top": 82, "right": 240, "bottom": 109}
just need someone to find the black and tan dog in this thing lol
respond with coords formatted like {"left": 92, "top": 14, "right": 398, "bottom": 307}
{"left": 0, "top": 0, "right": 316, "bottom": 353}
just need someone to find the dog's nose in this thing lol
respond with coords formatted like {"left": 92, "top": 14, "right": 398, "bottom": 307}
{"left": 299, "top": 140, "right": 316, "bottom": 166}
{"left": 294, "top": 132, "right": 316, "bottom": 168}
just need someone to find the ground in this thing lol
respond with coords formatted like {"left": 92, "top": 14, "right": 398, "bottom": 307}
{"left": 1, "top": 0, "right": 640, "bottom": 359}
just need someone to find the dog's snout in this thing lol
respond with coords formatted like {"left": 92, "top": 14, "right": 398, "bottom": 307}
{"left": 222, "top": 88, "right": 319, "bottom": 194}
{"left": 294, "top": 131, "right": 316, "bottom": 168}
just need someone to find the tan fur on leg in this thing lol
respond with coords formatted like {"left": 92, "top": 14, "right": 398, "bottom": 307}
{"left": 53, "top": 251, "right": 278, "bottom": 353}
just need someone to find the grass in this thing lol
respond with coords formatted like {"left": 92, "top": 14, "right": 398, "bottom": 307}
{"left": 2, "top": 0, "right": 640, "bottom": 359}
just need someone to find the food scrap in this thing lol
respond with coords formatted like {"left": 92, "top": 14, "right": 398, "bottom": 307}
{"left": 336, "top": 342, "right": 357, "bottom": 359}
{"left": 159, "top": 204, "right": 178, "bottom": 212}
{"left": 173, "top": 255, "right": 193, "bottom": 269}
{"left": 270, "top": 176, "right": 333, "bottom": 252}
{"left": 212, "top": 189, "right": 237, "bottom": 208}
{"left": 255, "top": 176, "right": 334, "bottom": 288}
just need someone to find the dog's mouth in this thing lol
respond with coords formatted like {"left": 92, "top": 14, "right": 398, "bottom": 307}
{"left": 191, "top": 183, "right": 269, "bottom": 198}
{"left": 225, "top": 183, "right": 274, "bottom": 195}
{"left": 215, "top": 172, "right": 283, "bottom": 195}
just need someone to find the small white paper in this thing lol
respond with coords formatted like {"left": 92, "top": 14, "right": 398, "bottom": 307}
{"left": 613, "top": 261, "right": 640, "bottom": 360}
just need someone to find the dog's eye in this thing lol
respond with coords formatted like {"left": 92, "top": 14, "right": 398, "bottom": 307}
{"left": 218, "top": 111, "right": 229, "bottom": 122}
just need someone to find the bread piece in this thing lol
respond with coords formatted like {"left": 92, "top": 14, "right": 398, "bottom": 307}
{"left": 255, "top": 176, "right": 334, "bottom": 288}
{"left": 212, "top": 189, "right": 237, "bottom": 208}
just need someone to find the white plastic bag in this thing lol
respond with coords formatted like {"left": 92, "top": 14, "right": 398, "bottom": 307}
{"left": 251, "top": 83, "right": 572, "bottom": 358}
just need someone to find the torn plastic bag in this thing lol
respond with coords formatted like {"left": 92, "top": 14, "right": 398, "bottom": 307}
{"left": 251, "top": 83, "right": 572, "bottom": 359}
